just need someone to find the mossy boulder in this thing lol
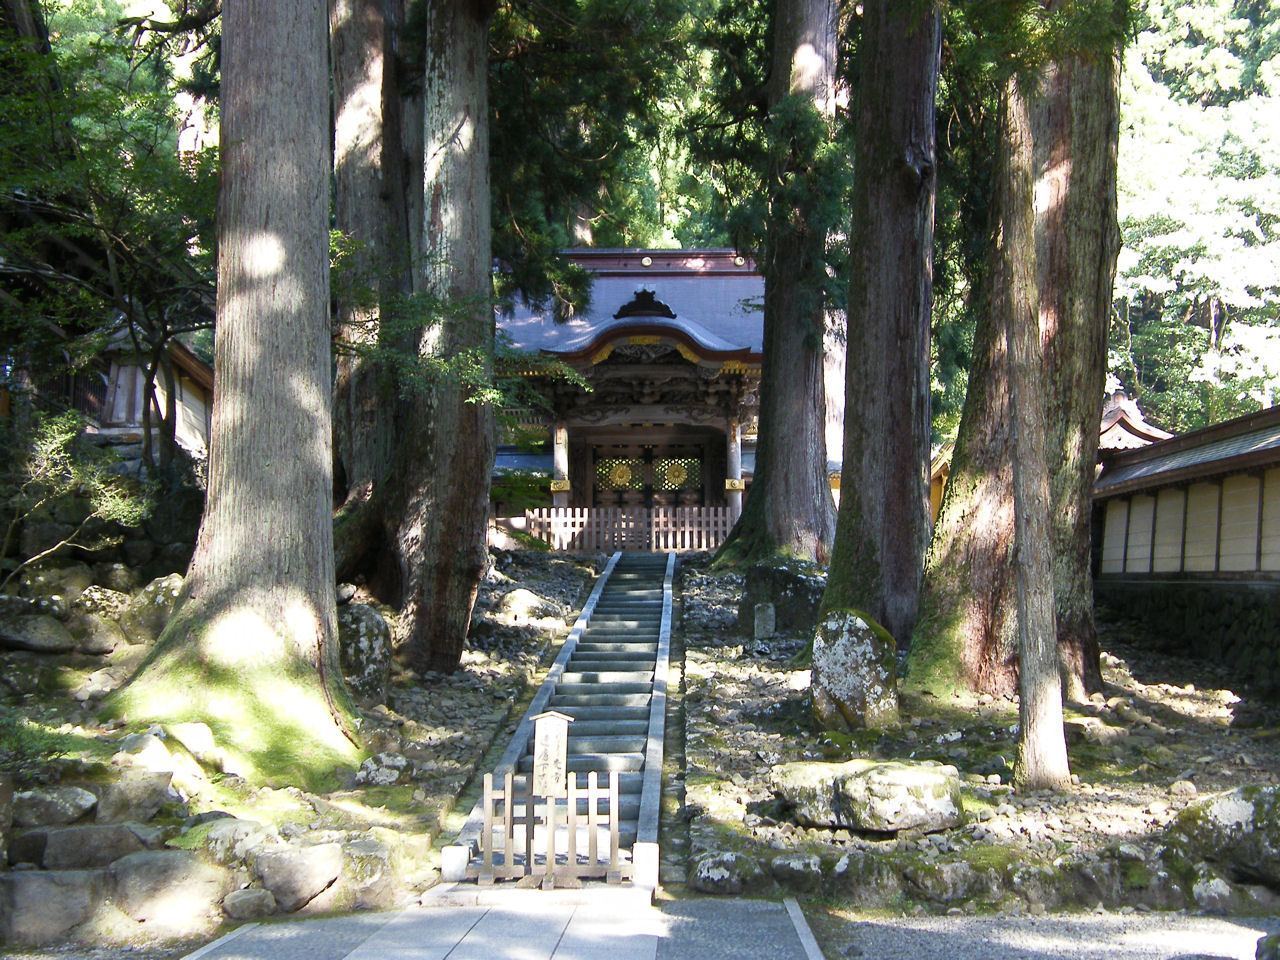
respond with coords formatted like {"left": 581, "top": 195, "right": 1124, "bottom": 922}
{"left": 1167, "top": 786, "right": 1280, "bottom": 889}
{"left": 811, "top": 608, "right": 898, "bottom": 730}
{"left": 117, "top": 574, "right": 184, "bottom": 644}
{"left": 337, "top": 603, "right": 391, "bottom": 704}
{"left": 0, "top": 612, "right": 77, "bottom": 653}
{"left": 770, "top": 758, "right": 964, "bottom": 833}
{"left": 690, "top": 851, "right": 768, "bottom": 895}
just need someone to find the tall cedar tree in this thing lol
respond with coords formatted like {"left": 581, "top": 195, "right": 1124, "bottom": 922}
{"left": 907, "top": 1, "right": 1125, "bottom": 698}
{"left": 116, "top": 0, "right": 360, "bottom": 785}
{"left": 996, "top": 73, "right": 1072, "bottom": 790}
{"left": 716, "top": 0, "right": 838, "bottom": 565}
{"left": 329, "top": 0, "right": 408, "bottom": 560}
{"left": 381, "top": 0, "right": 496, "bottom": 672}
{"left": 822, "top": 0, "right": 940, "bottom": 646}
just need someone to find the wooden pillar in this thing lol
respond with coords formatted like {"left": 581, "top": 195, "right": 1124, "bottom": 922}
{"left": 552, "top": 420, "right": 570, "bottom": 508}
{"left": 725, "top": 417, "right": 743, "bottom": 521}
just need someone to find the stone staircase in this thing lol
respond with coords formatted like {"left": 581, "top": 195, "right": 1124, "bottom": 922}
{"left": 445, "top": 552, "right": 673, "bottom": 889}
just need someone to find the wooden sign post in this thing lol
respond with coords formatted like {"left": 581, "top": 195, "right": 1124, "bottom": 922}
{"left": 530, "top": 711, "right": 573, "bottom": 889}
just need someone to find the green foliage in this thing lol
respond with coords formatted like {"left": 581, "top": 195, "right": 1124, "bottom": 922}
{"left": 1112, "top": 0, "right": 1280, "bottom": 431}
{"left": 489, "top": 470, "right": 551, "bottom": 514}
{"left": 0, "top": 411, "right": 153, "bottom": 584}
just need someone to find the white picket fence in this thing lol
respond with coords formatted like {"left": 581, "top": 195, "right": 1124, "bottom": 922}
{"left": 525, "top": 506, "right": 733, "bottom": 552}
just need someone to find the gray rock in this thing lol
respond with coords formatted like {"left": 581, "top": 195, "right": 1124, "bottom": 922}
{"left": 905, "top": 861, "right": 977, "bottom": 904}
{"left": 19, "top": 521, "right": 75, "bottom": 561}
{"left": 739, "top": 560, "right": 825, "bottom": 635}
{"left": 342, "top": 837, "right": 397, "bottom": 908}
{"left": 204, "top": 817, "right": 279, "bottom": 867}
{"left": 1167, "top": 785, "right": 1280, "bottom": 887}
{"left": 117, "top": 573, "right": 183, "bottom": 643}
{"left": 168, "top": 721, "right": 220, "bottom": 766}
{"left": 0, "top": 774, "right": 12, "bottom": 866}
{"left": 337, "top": 603, "right": 391, "bottom": 703}
{"left": 109, "top": 850, "right": 231, "bottom": 931}
{"left": 770, "top": 758, "right": 965, "bottom": 833}
{"left": 811, "top": 608, "right": 899, "bottom": 730}
{"left": 97, "top": 770, "right": 174, "bottom": 823}
{"left": 0, "top": 869, "right": 104, "bottom": 945}
{"left": 10, "top": 827, "right": 48, "bottom": 865}
{"left": 13, "top": 786, "right": 98, "bottom": 827}
{"left": 118, "top": 543, "right": 155, "bottom": 573}
{"left": 0, "top": 612, "right": 77, "bottom": 653}
{"left": 336, "top": 582, "right": 358, "bottom": 605}
{"left": 41, "top": 823, "right": 146, "bottom": 868}
{"left": 497, "top": 588, "right": 557, "bottom": 622}
{"left": 1192, "top": 866, "right": 1236, "bottom": 914}
{"left": 1258, "top": 933, "right": 1280, "bottom": 960}
{"left": 689, "top": 851, "right": 767, "bottom": 895}
{"left": 831, "top": 851, "right": 903, "bottom": 906}
{"left": 66, "top": 612, "right": 127, "bottom": 654}
{"left": 25, "top": 563, "right": 95, "bottom": 602}
{"left": 769, "top": 853, "right": 822, "bottom": 892}
{"left": 72, "top": 584, "right": 131, "bottom": 620}
{"left": 222, "top": 887, "right": 278, "bottom": 920}
{"left": 92, "top": 563, "right": 141, "bottom": 593}
{"left": 254, "top": 842, "right": 342, "bottom": 912}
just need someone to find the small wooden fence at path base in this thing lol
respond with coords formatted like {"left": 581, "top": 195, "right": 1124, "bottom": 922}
{"left": 525, "top": 506, "right": 733, "bottom": 552}
{"left": 468, "top": 770, "right": 628, "bottom": 889}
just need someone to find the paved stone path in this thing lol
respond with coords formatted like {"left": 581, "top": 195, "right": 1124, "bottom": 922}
{"left": 183, "top": 896, "right": 819, "bottom": 960}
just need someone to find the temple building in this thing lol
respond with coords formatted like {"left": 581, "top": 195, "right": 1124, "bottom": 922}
{"left": 497, "top": 249, "right": 826, "bottom": 533}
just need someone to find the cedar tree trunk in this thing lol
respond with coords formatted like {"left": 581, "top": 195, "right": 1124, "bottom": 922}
{"left": 822, "top": 0, "right": 940, "bottom": 646}
{"left": 998, "top": 76, "right": 1071, "bottom": 790}
{"left": 1033, "top": 20, "right": 1123, "bottom": 701}
{"left": 716, "top": 0, "right": 837, "bottom": 566}
{"left": 382, "top": 0, "right": 496, "bottom": 672}
{"left": 116, "top": 0, "right": 359, "bottom": 786}
{"left": 330, "top": 0, "right": 409, "bottom": 580}
{"left": 906, "top": 17, "right": 1123, "bottom": 700}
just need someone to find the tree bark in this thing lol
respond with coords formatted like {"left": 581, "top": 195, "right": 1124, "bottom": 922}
{"left": 715, "top": 0, "right": 837, "bottom": 566}
{"left": 329, "top": 0, "right": 410, "bottom": 581}
{"left": 906, "top": 14, "right": 1123, "bottom": 700}
{"left": 997, "top": 76, "right": 1071, "bottom": 791}
{"left": 117, "top": 0, "right": 358, "bottom": 785}
{"left": 1033, "top": 21, "right": 1123, "bottom": 701}
{"left": 381, "top": 0, "right": 496, "bottom": 673}
{"left": 822, "top": 0, "right": 940, "bottom": 646}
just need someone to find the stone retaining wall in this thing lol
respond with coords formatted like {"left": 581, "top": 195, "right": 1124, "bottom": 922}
{"left": 1095, "top": 579, "right": 1280, "bottom": 694}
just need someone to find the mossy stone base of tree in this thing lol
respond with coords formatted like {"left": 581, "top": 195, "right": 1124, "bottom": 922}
{"left": 736, "top": 559, "right": 827, "bottom": 637}
{"left": 811, "top": 608, "right": 899, "bottom": 731}
{"left": 110, "top": 608, "right": 362, "bottom": 792}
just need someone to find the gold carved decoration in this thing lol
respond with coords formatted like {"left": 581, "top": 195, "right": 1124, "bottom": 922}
{"left": 724, "top": 478, "right": 746, "bottom": 491}
{"left": 550, "top": 479, "right": 571, "bottom": 493}
{"left": 608, "top": 463, "right": 633, "bottom": 487}
{"left": 589, "top": 343, "right": 616, "bottom": 364}
{"left": 828, "top": 473, "right": 841, "bottom": 490}
{"left": 627, "top": 335, "right": 662, "bottom": 345}
{"left": 666, "top": 462, "right": 689, "bottom": 486}
{"left": 675, "top": 343, "right": 703, "bottom": 364}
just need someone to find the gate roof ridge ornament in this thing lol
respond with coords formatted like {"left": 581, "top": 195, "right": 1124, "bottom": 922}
{"left": 614, "top": 289, "right": 677, "bottom": 320}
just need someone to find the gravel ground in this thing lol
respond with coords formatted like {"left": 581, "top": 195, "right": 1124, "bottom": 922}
{"left": 676, "top": 555, "right": 1280, "bottom": 909}
{"left": 808, "top": 911, "right": 1280, "bottom": 960}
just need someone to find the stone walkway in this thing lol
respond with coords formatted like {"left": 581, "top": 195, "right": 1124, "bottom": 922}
{"left": 182, "top": 895, "right": 821, "bottom": 960}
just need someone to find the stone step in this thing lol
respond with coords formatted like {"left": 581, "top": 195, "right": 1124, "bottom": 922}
{"left": 583, "top": 629, "right": 662, "bottom": 640}
{"left": 550, "top": 692, "right": 652, "bottom": 708}
{"left": 523, "top": 735, "right": 647, "bottom": 755}
{"left": 510, "top": 771, "right": 644, "bottom": 794}
{"left": 568, "top": 649, "right": 656, "bottom": 662}
{"left": 534, "top": 719, "right": 649, "bottom": 737}
{"left": 554, "top": 682, "right": 652, "bottom": 696}
{"left": 551, "top": 705, "right": 652, "bottom": 723}
{"left": 516, "top": 752, "right": 645, "bottom": 773}
{"left": 501, "top": 794, "right": 642, "bottom": 820}
{"left": 566, "top": 660, "right": 655, "bottom": 674}
{"left": 575, "top": 642, "right": 658, "bottom": 654}
{"left": 560, "top": 671, "right": 654, "bottom": 685}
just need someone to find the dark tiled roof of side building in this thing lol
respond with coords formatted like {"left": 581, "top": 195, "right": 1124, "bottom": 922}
{"left": 1093, "top": 405, "right": 1280, "bottom": 498}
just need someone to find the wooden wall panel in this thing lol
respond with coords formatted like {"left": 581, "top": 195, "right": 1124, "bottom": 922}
{"left": 1125, "top": 495, "right": 1156, "bottom": 573}
{"left": 1183, "top": 482, "right": 1220, "bottom": 572}
{"left": 1153, "top": 487, "right": 1185, "bottom": 573}
{"left": 1263, "top": 468, "right": 1280, "bottom": 571}
{"left": 1219, "top": 475, "right": 1260, "bottom": 571}
{"left": 1101, "top": 499, "right": 1129, "bottom": 574}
